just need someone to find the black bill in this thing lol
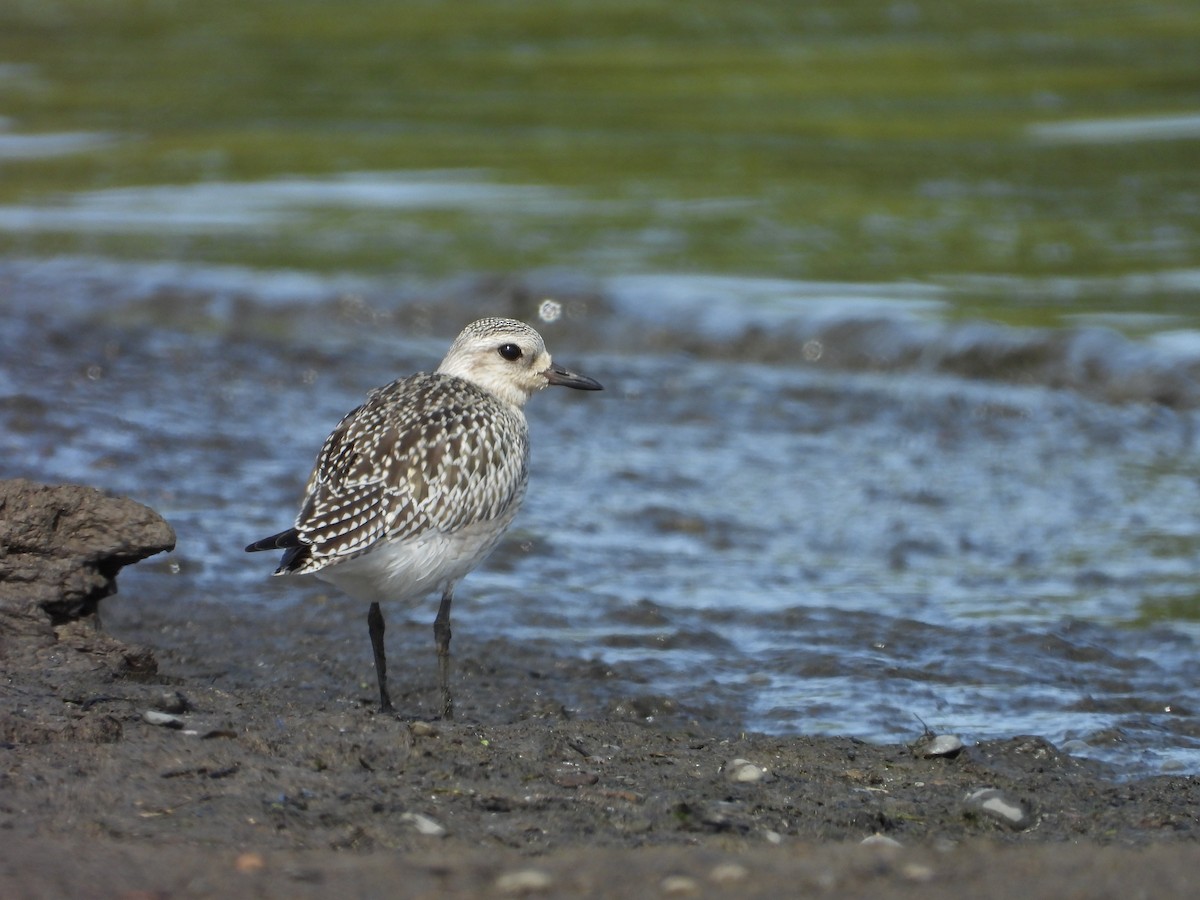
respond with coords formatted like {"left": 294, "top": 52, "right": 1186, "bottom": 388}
{"left": 544, "top": 361, "right": 603, "bottom": 391}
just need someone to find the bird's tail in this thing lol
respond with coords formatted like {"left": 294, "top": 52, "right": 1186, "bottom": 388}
{"left": 244, "top": 528, "right": 302, "bottom": 553}
{"left": 245, "top": 528, "right": 313, "bottom": 574}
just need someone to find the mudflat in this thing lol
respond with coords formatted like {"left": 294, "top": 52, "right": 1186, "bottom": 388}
{"left": 2, "top": 479, "right": 1197, "bottom": 898}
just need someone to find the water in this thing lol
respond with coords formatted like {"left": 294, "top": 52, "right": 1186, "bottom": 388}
{"left": 2, "top": 1, "right": 1200, "bottom": 297}
{"left": 1, "top": 0, "right": 1199, "bottom": 773}
{"left": 2, "top": 266, "right": 1198, "bottom": 775}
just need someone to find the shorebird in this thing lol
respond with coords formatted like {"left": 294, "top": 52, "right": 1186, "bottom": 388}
{"left": 246, "top": 317, "right": 602, "bottom": 718}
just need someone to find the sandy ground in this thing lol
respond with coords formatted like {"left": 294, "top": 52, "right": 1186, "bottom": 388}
{"left": 4, "top": 620, "right": 1199, "bottom": 899}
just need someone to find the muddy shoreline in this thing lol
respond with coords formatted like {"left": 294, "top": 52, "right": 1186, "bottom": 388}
{"left": 3, "top": 481, "right": 1199, "bottom": 897}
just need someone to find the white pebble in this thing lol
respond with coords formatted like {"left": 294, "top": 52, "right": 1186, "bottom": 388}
{"left": 143, "top": 710, "right": 184, "bottom": 729}
{"left": 660, "top": 875, "right": 700, "bottom": 895}
{"left": 902, "top": 863, "right": 935, "bottom": 882}
{"left": 860, "top": 833, "right": 903, "bottom": 849}
{"left": 399, "top": 812, "right": 446, "bottom": 837}
{"left": 964, "top": 788, "right": 1030, "bottom": 829}
{"left": 724, "top": 758, "right": 767, "bottom": 782}
{"left": 922, "top": 734, "right": 964, "bottom": 758}
{"left": 495, "top": 868, "right": 553, "bottom": 894}
{"left": 709, "top": 863, "right": 748, "bottom": 884}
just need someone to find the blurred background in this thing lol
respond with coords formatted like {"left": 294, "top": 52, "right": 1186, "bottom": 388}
{"left": 1, "top": 0, "right": 1198, "bottom": 324}
{"left": 2, "top": 1, "right": 1199, "bottom": 773}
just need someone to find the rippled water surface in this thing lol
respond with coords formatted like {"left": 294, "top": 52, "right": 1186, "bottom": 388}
{"left": 3, "top": 267, "right": 1199, "bottom": 774}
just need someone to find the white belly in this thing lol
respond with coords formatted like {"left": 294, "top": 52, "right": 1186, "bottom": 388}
{"left": 313, "top": 516, "right": 512, "bottom": 606}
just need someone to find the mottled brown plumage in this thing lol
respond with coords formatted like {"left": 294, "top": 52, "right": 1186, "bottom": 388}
{"left": 279, "top": 375, "right": 530, "bottom": 573}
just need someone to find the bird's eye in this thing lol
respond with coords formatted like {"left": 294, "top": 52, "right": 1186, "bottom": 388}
{"left": 497, "top": 343, "right": 523, "bottom": 361}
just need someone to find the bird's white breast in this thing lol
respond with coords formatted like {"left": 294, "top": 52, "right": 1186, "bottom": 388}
{"left": 312, "top": 509, "right": 519, "bottom": 607}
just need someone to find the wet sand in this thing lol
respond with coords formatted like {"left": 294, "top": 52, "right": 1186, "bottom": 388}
{"left": 4, "top": 564, "right": 1199, "bottom": 899}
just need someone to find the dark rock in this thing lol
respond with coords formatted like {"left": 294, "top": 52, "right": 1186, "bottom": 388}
{"left": 0, "top": 478, "right": 175, "bottom": 673}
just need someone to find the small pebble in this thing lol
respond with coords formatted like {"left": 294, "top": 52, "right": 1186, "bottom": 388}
{"left": 860, "top": 833, "right": 903, "bottom": 850}
{"left": 921, "top": 734, "right": 964, "bottom": 758}
{"left": 494, "top": 868, "right": 553, "bottom": 894}
{"left": 409, "top": 721, "right": 438, "bottom": 738}
{"left": 143, "top": 710, "right": 184, "bottom": 729}
{"left": 902, "top": 862, "right": 935, "bottom": 883}
{"left": 660, "top": 875, "right": 700, "bottom": 895}
{"left": 964, "top": 788, "right": 1031, "bottom": 829}
{"left": 399, "top": 812, "right": 446, "bottom": 837}
{"left": 724, "top": 758, "right": 767, "bottom": 783}
{"left": 708, "top": 862, "right": 748, "bottom": 884}
{"left": 234, "top": 852, "right": 265, "bottom": 874}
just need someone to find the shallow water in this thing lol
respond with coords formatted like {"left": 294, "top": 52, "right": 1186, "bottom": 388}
{"left": 3, "top": 266, "right": 1199, "bottom": 775}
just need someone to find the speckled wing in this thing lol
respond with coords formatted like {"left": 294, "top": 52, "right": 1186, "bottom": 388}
{"left": 282, "top": 374, "right": 530, "bottom": 574}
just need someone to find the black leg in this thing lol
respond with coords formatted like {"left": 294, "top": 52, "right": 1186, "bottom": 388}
{"left": 433, "top": 586, "right": 454, "bottom": 720}
{"left": 367, "top": 601, "right": 394, "bottom": 713}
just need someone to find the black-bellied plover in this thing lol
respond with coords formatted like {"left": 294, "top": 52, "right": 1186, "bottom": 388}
{"left": 246, "top": 317, "right": 602, "bottom": 717}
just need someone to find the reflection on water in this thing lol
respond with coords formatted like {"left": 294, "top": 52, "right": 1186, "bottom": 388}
{"left": 0, "top": 173, "right": 576, "bottom": 234}
{"left": 0, "top": 130, "right": 116, "bottom": 160}
{"left": 1028, "top": 112, "right": 1200, "bottom": 144}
